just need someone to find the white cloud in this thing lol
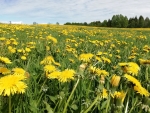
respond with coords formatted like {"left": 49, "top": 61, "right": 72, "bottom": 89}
{"left": 0, "top": 0, "right": 150, "bottom": 24}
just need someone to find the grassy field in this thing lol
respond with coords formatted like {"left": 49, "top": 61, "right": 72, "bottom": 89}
{"left": 0, "top": 24, "right": 150, "bottom": 113}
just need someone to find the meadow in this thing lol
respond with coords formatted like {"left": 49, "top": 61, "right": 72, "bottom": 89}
{"left": 0, "top": 24, "right": 150, "bottom": 113}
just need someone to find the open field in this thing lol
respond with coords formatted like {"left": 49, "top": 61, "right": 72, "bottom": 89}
{"left": 0, "top": 24, "right": 150, "bottom": 113}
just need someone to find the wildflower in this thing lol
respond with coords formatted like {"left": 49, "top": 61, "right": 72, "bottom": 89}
{"left": 12, "top": 68, "right": 26, "bottom": 76}
{"left": 102, "top": 88, "right": 108, "bottom": 99}
{"left": 113, "top": 91, "right": 126, "bottom": 103}
{"left": 96, "top": 52, "right": 103, "bottom": 56}
{"left": 79, "top": 63, "right": 87, "bottom": 72}
{"left": 46, "top": 36, "right": 57, "bottom": 44}
{"left": 134, "top": 85, "right": 149, "bottom": 97}
{"left": 0, "top": 74, "right": 27, "bottom": 96}
{"left": 95, "top": 56, "right": 102, "bottom": 62}
{"left": 25, "top": 47, "right": 31, "bottom": 52}
{"left": 21, "top": 56, "right": 26, "bottom": 60}
{"left": 111, "top": 74, "right": 121, "bottom": 87}
{"left": 69, "top": 59, "right": 75, "bottom": 63}
{"left": 53, "top": 61, "right": 61, "bottom": 66}
{"left": 44, "top": 65, "right": 56, "bottom": 76}
{"left": 124, "top": 74, "right": 141, "bottom": 87}
{"left": 9, "top": 48, "right": 16, "bottom": 53}
{"left": 118, "top": 62, "right": 128, "bottom": 67}
{"left": 79, "top": 53, "right": 94, "bottom": 62}
{"left": 101, "top": 57, "right": 111, "bottom": 63}
{"left": 139, "top": 59, "right": 150, "bottom": 65}
{"left": 58, "top": 69, "right": 75, "bottom": 82}
{"left": 46, "top": 46, "right": 50, "bottom": 51}
{"left": 0, "top": 37, "right": 6, "bottom": 41}
{"left": 88, "top": 66, "right": 97, "bottom": 74}
{"left": 0, "top": 56, "right": 12, "bottom": 64}
{"left": 118, "top": 62, "right": 140, "bottom": 76}
{"left": 47, "top": 71, "right": 61, "bottom": 79}
{"left": 0, "top": 67, "right": 11, "bottom": 75}
{"left": 88, "top": 66, "right": 109, "bottom": 76}
{"left": 40, "top": 56, "right": 55, "bottom": 65}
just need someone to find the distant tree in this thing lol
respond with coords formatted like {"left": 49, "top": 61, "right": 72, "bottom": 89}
{"left": 33, "top": 22, "right": 37, "bottom": 25}
{"left": 102, "top": 20, "right": 108, "bottom": 27}
{"left": 64, "top": 22, "right": 72, "bottom": 25}
{"left": 121, "top": 16, "right": 128, "bottom": 28}
{"left": 56, "top": 22, "right": 59, "bottom": 25}
{"left": 128, "top": 18, "right": 136, "bottom": 28}
{"left": 134, "top": 16, "right": 139, "bottom": 28}
{"left": 111, "top": 14, "right": 128, "bottom": 28}
{"left": 138, "top": 15, "right": 144, "bottom": 27}
{"left": 83, "top": 22, "right": 88, "bottom": 26}
{"left": 107, "top": 19, "right": 111, "bottom": 27}
{"left": 144, "top": 17, "right": 150, "bottom": 28}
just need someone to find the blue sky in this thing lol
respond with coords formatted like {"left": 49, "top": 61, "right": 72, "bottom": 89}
{"left": 0, "top": 0, "right": 150, "bottom": 24}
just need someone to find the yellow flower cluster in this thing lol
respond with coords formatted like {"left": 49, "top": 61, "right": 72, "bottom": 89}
{"left": 118, "top": 62, "right": 140, "bottom": 76}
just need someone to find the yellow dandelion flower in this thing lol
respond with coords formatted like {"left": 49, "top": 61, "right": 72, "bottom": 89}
{"left": 58, "top": 69, "right": 75, "bottom": 82}
{"left": 134, "top": 85, "right": 149, "bottom": 97}
{"left": 17, "top": 49, "right": 23, "bottom": 53}
{"left": 46, "top": 46, "right": 50, "bottom": 51}
{"left": 95, "top": 56, "right": 102, "bottom": 62}
{"left": 47, "top": 71, "right": 61, "bottom": 79}
{"left": 40, "top": 56, "right": 55, "bottom": 65}
{"left": 139, "top": 59, "right": 150, "bottom": 65}
{"left": 46, "top": 36, "right": 57, "bottom": 44}
{"left": 12, "top": 68, "right": 26, "bottom": 76}
{"left": 127, "top": 62, "right": 140, "bottom": 75}
{"left": 0, "top": 56, "right": 12, "bottom": 64}
{"left": 69, "top": 59, "right": 75, "bottom": 63}
{"left": 101, "top": 57, "right": 111, "bottom": 63}
{"left": 96, "top": 52, "right": 103, "bottom": 56}
{"left": 0, "top": 74, "right": 27, "bottom": 96}
{"left": 118, "top": 62, "right": 128, "bottom": 67}
{"left": 102, "top": 88, "right": 108, "bottom": 99}
{"left": 25, "top": 47, "right": 31, "bottom": 52}
{"left": 88, "top": 66, "right": 97, "bottom": 74}
{"left": 53, "top": 61, "right": 61, "bottom": 66}
{"left": 0, "top": 67, "right": 11, "bottom": 75}
{"left": 113, "top": 91, "right": 126, "bottom": 103}
{"left": 79, "top": 53, "right": 94, "bottom": 62}
{"left": 96, "top": 69, "right": 109, "bottom": 76}
{"left": 44, "top": 65, "right": 56, "bottom": 75}
{"left": 0, "top": 37, "right": 6, "bottom": 41}
{"left": 118, "top": 62, "right": 140, "bottom": 76}
{"left": 111, "top": 74, "right": 121, "bottom": 87}
{"left": 124, "top": 74, "right": 141, "bottom": 87}
{"left": 9, "top": 48, "right": 16, "bottom": 53}
{"left": 21, "top": 56, "right": 26, "bottom": 60}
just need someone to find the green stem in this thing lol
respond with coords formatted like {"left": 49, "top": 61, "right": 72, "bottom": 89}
{"left": 83, "top": 96, "right": 100, "bottom": 113}
{"left": 39, "top": 79, "right": 47, "bottom": 93}
{"left": 145, "top": 66, "right": 148, "bottom": 81}
{"left": 62, "top": 78, "right": 80, "bottom": 113}
{"left": 125, "top": 94, "right": 129, "bottom": 113}
{"left": 128, "top": 97, "right": 138, "bottom": 113}
{"left": 106, "top": 96, "right": 110, "bottom": 113}
{"left": 37, "top": 92, "right": 44, "bottom": 106}
{"left": 9, "top": 95, "right": 11, "bottom": 113}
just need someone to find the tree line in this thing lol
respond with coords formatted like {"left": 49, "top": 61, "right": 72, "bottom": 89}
{"left": 64, "top": 14, "right": 150, "bottom": 28}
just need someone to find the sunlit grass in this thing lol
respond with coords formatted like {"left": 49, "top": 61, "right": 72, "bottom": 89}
{"left": 0, "top": 24, "right": 150, "bottom": 113}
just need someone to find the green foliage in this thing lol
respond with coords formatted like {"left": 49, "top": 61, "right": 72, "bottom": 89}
{"left": 0, "top": 24, "right": 150, "bottom": 113}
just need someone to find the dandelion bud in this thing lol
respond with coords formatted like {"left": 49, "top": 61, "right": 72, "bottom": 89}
{"left": 79, "top": 63, "right": 87, "bottom": 71}
{"left": 111, "top": 75, "right": 121, "bottom": 87}
{"left": 100, "top": 75, "right": 105, "bottom": 84}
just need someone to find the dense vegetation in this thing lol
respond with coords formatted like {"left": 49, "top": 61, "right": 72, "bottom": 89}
{"left": 0, "top": 24, "right": 150, "bottom": 113}
{"left": 64, "top": 14, "right": 150, "bottom": 28}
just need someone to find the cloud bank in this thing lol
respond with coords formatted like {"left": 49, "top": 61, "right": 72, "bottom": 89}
{"left": 0, "top": 0, "right": 150, "bottom": 24}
